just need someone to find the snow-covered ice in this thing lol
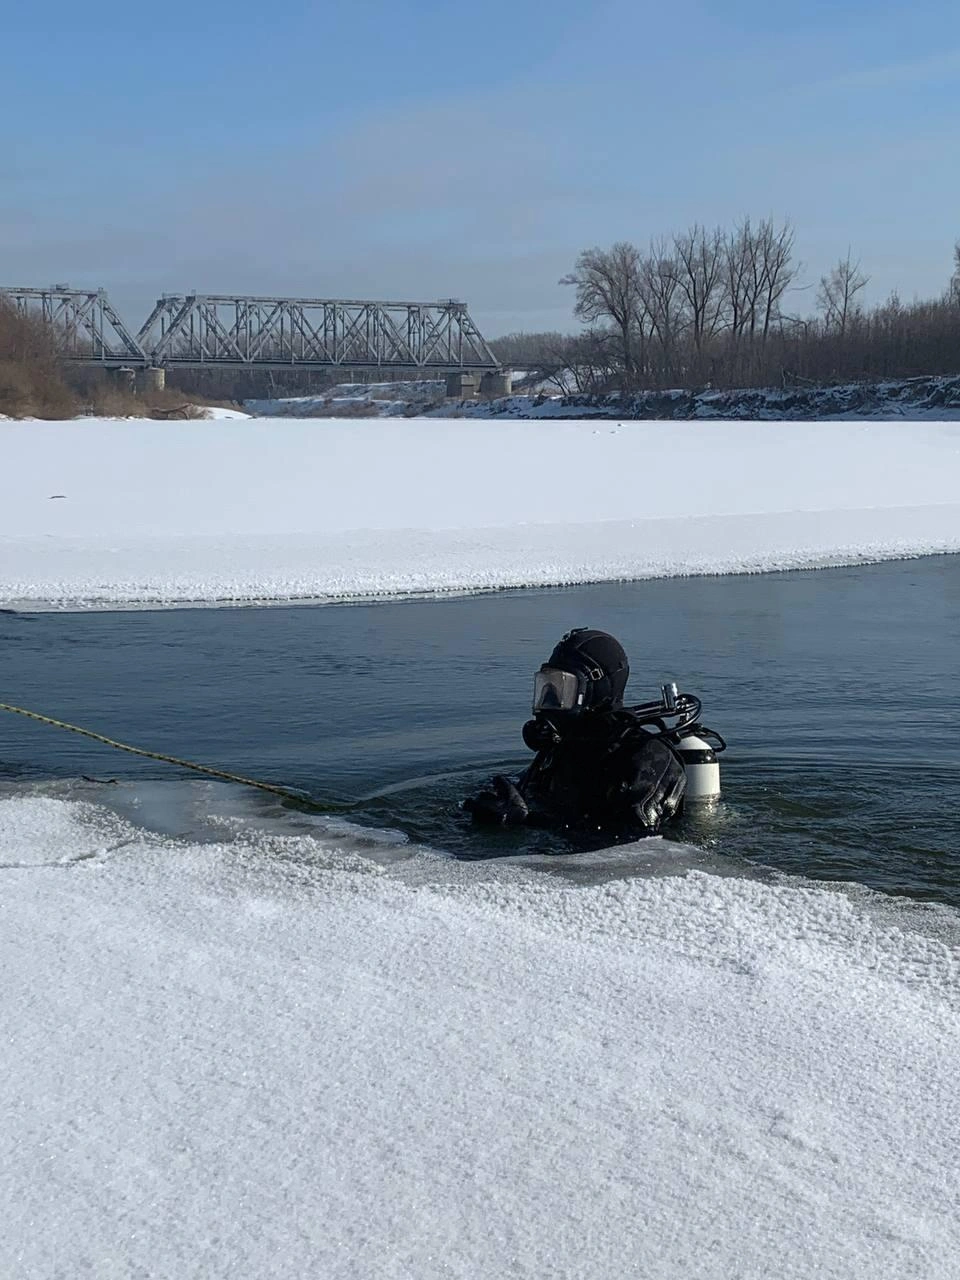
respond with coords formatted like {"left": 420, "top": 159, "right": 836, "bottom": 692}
{"left": 1, "top": 792, "right": 958, "bottom": 1278}
{"left": 3, "top": 417, "right": 960, "bottom": 608}
{"left": 4, "top": 411, "right": 960, "bottom": 1275}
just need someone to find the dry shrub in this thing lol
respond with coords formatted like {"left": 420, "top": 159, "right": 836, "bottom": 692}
{"left": 147, "top": 402, "right": 206, "bottom": 420}
{"left": 83, "top": 382, "right": 141, "bottom": 418}
{"left": 0, "top": 300, "right": 80, "bottom": 418}
{"left": 0, "top": 360, "right": 36, "bottom": 416}
{"left": 76, "top": 374, "right": 213, "bottom": 419}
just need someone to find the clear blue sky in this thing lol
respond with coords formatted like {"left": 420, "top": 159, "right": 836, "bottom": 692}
{"left": 2, "top": 0, "right": 959, "bottom": 335}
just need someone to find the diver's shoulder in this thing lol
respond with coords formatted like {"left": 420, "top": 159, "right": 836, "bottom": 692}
{"left": 611, "top": 707, "right": 655, "bottom": 735}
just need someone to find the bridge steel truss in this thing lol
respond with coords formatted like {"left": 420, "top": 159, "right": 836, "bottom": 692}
{"left": 0, "top": 285, "right": 500, "bottom": 372}
{"left": 136, "top": 294, "right": 500, "bottom": 371}
{"left": 1, "top": 286, "right": 147, "bottom": 364}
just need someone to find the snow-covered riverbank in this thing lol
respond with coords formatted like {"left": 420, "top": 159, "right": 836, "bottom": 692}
{"left": 2, "top": 792, "right": 958, "bottom": 1279}
{"left": 3, "top": 417, "right": 960, "bottom": 608}
{"left": 242, "top": 373, "right": 960, "bottom": 421}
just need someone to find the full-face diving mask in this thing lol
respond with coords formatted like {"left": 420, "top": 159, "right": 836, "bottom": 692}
{"left": 532, "top": 660, "right": 604, "bottom": 714}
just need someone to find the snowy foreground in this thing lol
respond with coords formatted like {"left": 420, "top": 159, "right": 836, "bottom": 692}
{"left": 3, "top": 417, "right": 960, "bottom": 607}
{"left": 4, "top": 414, "right": 960, "bottom": 1277}
{"left": 2, "top": 792, "right": 959, "bottom": 1279}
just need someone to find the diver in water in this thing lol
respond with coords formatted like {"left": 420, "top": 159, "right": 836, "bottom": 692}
{"left": 464, "top": 628, "right": 687, "bottom": 839}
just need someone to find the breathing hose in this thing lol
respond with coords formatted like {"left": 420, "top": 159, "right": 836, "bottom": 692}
{"left": 0, "top": 701, "right": 350, "bottom": 812}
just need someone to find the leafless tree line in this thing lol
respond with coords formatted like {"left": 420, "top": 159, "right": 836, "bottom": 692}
{"left": 492, "top": 224, "right": 960, "bottom": 392}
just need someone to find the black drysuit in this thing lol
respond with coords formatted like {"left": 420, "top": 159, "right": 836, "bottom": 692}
{"left": 465, "top": 708, "right": 687, "bottom": 840}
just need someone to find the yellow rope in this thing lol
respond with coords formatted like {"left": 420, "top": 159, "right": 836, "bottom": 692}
{"left": 0, "top": 701, "right": 342, "bottom": 810}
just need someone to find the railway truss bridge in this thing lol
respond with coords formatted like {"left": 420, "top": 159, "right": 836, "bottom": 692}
{"left": 1, "top": 285, "right": 501, "bottom": 373}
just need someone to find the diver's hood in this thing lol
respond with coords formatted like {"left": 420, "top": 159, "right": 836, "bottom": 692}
{"left": 532, "top": 628, "right": 629, "bottom": 715}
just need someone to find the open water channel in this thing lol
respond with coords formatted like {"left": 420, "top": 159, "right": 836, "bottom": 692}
{"left": 2, "top": 555, "right": 959, "bottom": 907}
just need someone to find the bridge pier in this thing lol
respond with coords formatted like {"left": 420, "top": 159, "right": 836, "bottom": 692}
{"left": 110, "top": 366, "right": 137, "bottom": 394}
{"left": 445, "top": 370, "right": 512, "bottom": 400}
{"left": 446, "top": 372, "right": 479, "bottom": 399}
{"left": 480, "top": 370, "right": 512, "bottom": 397}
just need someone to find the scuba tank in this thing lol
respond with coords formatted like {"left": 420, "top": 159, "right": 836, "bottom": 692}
{"left": 674, "top": 730, "right": 721, "bottom": 801}
{"left": 629, "top": 681, "right": 725, "bottom": 803}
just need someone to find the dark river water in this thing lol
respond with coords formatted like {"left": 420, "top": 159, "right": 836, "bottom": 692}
{"left": 2, "top": 556, "right": 959, "bottom": 906}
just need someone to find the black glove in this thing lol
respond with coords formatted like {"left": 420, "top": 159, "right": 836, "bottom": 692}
{"left": 463, "top": 775, "right": 530, "bottom": 826}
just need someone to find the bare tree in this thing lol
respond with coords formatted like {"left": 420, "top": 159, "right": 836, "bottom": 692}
{"left": 724, "top": 217, "right": 798, "bottom": 343}
{"left": 560, "top": 243, "right": 642, "bottom": 385}
{"left": 639, "top": 239, "right": 688, "bottom": 385}
{"left": 525, "top": 332, "right": 597, "bottom": 394}
{"left": 724, "top": 218, "right": 760, "bottom": 341}
{"left": 488, "top": 330, "right": 567, "bottom": 374}
{"left": 950, "top": 241, "right": 960, "bottom": 306}
{"left": 673, "top": 224, "right": 727, "bottom": 367}
{"left": 756, "top": 218, "right": 799, "bottom": 343}
{"left": 562, "top": 330, "right": 621, "bottom": 393}
{"left": 817, "top": 250, "right": 870, "bottom": 336}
